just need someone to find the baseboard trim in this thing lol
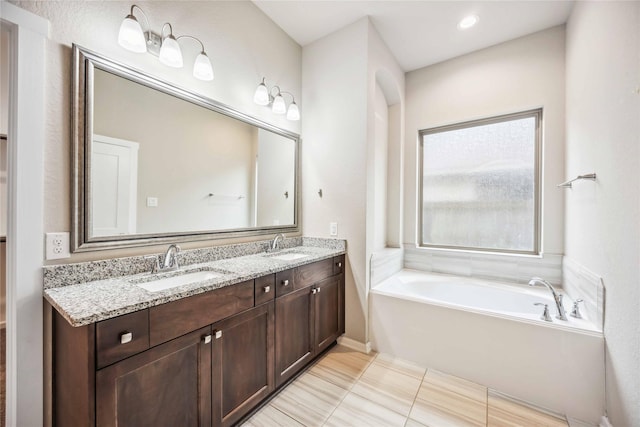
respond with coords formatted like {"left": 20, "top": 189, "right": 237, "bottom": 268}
{"left": 337, "top": 336, "right": 371, "bottom": 354}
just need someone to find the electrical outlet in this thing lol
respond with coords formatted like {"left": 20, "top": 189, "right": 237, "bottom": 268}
{"left": 147, "top": 197, "right": 158, "bottom": 207}
{"left": 46, "top": 232, "right": 71, "bottom": 260}
{"left": 329, "top": 222, "right": 338, "bottom": 236}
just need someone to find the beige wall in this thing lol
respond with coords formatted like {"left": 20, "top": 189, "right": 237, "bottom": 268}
{"left": 404, "top": 26, "right": 566, "bottom": 257}
{"left": 565, "top": 2, "right": 640, "bottom": 425}
{"left": 302, "top": 18, "right": 405, "bottom": 345}
{"left": 11, "top": 1, "right": 302, "bottom": 263}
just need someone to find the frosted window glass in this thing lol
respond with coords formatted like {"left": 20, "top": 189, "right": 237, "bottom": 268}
{"left": 420, "top": 111, "right": 540, "bottom": 253}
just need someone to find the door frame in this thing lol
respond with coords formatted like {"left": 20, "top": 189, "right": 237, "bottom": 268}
{"left": 0, "top": 3, "right": 49, "bottom": 426}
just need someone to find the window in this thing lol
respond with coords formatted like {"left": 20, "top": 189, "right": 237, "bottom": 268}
{"left": 419, "top": 109, "right": 541, "bottom": 255}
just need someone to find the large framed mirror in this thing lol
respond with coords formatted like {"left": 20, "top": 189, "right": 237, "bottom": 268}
{"left": 72, "top": 45, "right": 300, "bottom": 252}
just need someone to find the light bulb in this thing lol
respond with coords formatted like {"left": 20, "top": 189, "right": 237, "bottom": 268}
{"left": 272, "top": 94, "right": 286, "bottom": 114}
{"left": 286, "top": 101, "right": 300, "bottom": 121}
{"left": 193, "top": 52, "right": 214, "bottom": 81}
{"left": 253, "top": 82, "right": 270, "bottom": 106}
{"left": 118, "top": 15, "right": 147, "bottom": 53}
{"left": 159, "top": 35, "right": 183, "bottom": 68}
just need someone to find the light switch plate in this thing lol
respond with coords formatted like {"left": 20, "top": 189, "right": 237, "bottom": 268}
{"left": 46, "top": 232, "right": 71, "bottom": 260}
{"left": 329, "top": 222, "right": 338, "bottom": 236}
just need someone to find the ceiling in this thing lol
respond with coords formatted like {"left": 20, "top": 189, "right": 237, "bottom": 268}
{"left": 252, "top": 1, "right": 574, "bottom": 71}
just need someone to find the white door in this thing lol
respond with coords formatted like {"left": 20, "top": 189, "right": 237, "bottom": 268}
{"left": 91, "top": 135, "right": 139, "bottom": 236}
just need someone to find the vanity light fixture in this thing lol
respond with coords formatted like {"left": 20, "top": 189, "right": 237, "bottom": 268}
{"left": 117, "top": 4, "right": 214, "bottom": 81}
{"left": 458, "top": 14, "right": 479, "bottom": 30}
{"left": 253, "top": 77, "right": 300, "bottom": 121}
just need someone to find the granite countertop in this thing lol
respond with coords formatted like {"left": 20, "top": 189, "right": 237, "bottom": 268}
{"left": 45, "top": 243, "right": 345, "bottom": 327}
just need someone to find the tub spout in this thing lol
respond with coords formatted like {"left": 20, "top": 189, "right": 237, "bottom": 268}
{"left": 528, "top": 277, "right": 567, "bottom": 320}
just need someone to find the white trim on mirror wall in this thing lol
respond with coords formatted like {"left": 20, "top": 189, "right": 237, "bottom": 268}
{"left": 0, "top": 2, "right": 49, "bottom": 426}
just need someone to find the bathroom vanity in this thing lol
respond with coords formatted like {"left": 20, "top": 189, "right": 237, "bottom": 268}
{"left": 46, "top": 243, "right": 345, "bottom": 427}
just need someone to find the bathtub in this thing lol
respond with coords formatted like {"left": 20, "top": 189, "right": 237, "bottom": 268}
{"left": 370, "top": 270, "right": 604, "bottom": 424}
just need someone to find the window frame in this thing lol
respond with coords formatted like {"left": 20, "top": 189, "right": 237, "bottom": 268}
{"left": 418, "top": 108, "right": 542, "bottom": 256}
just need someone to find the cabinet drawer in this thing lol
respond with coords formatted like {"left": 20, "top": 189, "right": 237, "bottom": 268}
{"left": 275, "top": 269, "right": 295, "bottom": 297}
{"left": 295, "top": 258, "right": 334, "bottom": 290}
{"left": 333, "top": 255, "right": 345, "bottom": 275}
{"left": 149, "top": 281, "right": 254, "bottom": 346}
{"left": 255, "top": 274, "right": 275, "bottom": 305}
{"left": 96, "top": 309, "right": 150, "bottom": 369}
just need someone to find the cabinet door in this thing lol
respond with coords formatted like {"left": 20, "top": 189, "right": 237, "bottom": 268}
{"left": 212, "top": 303, "right": 275, "bottom": 427}
{"left": 96, "top": 326, "right": 212, "bottom": 427}
{"left": 313, "top": 275, "right": 343, "bottom": 354}
{"left": 275, "top": 287, "right": 314, "bottom": 387}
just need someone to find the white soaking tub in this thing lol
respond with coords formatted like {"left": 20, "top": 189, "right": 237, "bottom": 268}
{"left": 370, "top": 269, "right": 604, "bottom": 424}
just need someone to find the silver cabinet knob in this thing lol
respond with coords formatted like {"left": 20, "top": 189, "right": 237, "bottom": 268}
{"left": 317, "top": 287, "right": 321, "bottom": 293}
{"left": 202, "top": 334, "right": 212, "bottom": 344}
{"left": 337, "top": 262, "right": 342, "bottom": 268}
{"left": 263, "top": 286, "right": 271, "bottom": 293}
{"left": 120, "top": 332, "right": 133, "bottom": 344}
{"left": 311, "top": 288, "right": 317, "bottom": 294}
{"left": 214, "top": 329, "right": 223, "bottom": 339}
{"left": 282, "top": 279, "right": 289, "bottom": 287}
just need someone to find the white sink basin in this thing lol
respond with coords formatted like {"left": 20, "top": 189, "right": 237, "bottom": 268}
{"left": 269, "top": 252, "right": 309, "bottom": 261}
{"left": 136, "top": 270, "right": 222, "bottom": 293}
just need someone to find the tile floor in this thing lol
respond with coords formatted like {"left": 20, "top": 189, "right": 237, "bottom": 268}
{"left": 242, "top": 345, "right": 569, "bottom": 427}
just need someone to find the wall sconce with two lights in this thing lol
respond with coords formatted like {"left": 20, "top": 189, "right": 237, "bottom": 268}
{"left": 118, "top": 4, "right": 214, "bottom": 81}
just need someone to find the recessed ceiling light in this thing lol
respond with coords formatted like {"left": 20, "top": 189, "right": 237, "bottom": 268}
{"left": 458, "top": 15, "right": 479, "bottom": 30}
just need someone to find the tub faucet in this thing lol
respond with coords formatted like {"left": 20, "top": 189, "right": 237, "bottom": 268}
{"left": 161, "top": 244, "right": 181, "bottom": 271}
{"left": 528, "top": 277, "right": 567, "bottom": 320}
{"left": 270, "top": 233, "right": 286, "bottom": 251}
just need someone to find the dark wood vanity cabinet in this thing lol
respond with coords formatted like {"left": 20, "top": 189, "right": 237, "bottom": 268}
{"left": 275, "top": 256, "right": 345, "bottom": 387}
{"left": 52, "top": 255, "right": 344, "bottom": 427}
{"left": 212, "top": 302, "right": 274, "bottom": 427}
{"left": 96, "top": 326, "right": 213, "bottom": 427}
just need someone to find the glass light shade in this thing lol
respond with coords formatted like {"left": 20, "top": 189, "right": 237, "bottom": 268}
{"left": 193, "top": 52, "right": 214, "bottom": 81}
{"left": 272, "top": 94, "right": 286, "bottom": 114}
{"left": 253, "top": 83, "right": 270, "bottom": 106}
{"left": 286, "top": 102, "right": 300, "bottom": 121}
{"left": 118, "top": 15, "right": 147, "bottom": 53}
{"left": 159, "top": 35, "right": 183, "bottom": 68}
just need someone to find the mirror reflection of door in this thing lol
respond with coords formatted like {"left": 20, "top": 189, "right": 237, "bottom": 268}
{"left": 91, "top": 135, "right": 139, "bottom": 237}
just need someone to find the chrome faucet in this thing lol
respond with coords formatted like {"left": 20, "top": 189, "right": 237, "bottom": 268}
{"left": 161, "top": 244, "right": 181, "bottom": 271}
{"left": 528, "top": 277, "right": 567, "bottom": 320}
{"left": 270, "top": 233, "right": 285, "bottom": 251}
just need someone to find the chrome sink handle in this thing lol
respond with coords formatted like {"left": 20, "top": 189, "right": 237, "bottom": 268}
{"left": 571, "top": 299, "right": 584, "bottom": 319}
{"left": 534, "top": 302, "right": 552, "bottom": 322}
{"left": 144, "top": 255, "right": 161, "bottom": 274}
